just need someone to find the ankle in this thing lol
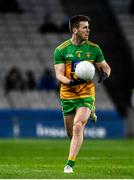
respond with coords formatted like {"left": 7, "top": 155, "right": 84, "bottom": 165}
{"left": 66, "top": 160, "right": 75, "bottom": 167}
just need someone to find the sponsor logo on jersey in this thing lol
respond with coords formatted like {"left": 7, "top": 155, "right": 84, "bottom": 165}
{"left": 66, "top": 54, "right": 73, "bottom": 58}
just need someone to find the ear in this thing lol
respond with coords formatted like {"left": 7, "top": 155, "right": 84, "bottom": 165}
{"left": 72, "top": 27, "right": 78, "bottom": 34}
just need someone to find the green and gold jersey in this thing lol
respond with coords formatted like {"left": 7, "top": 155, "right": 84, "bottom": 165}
{"left": 54, "top": 39, "right": 105, "bottom": 100}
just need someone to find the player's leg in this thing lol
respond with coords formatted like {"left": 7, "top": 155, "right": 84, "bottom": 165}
{"left": 60, "top": 99, "right": 76, "bottom": 139}
{"left": 64, "top": 114, "right": 75, "bottom": 139}
{"left": 68, "top": 107, "right": 91, "bottom": 160}
{"left": 64, "top": 107, "right": 91, "bottom": 173}
{"left": 90, "top": 105, "right": 97, "bottom": 123}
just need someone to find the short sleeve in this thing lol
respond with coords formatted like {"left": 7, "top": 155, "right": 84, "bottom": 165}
{"left": 95, "top": 46, "right": 105, "bottom": 63}
{"left": 54, "top": 48, "right": 64, "bottom": 64}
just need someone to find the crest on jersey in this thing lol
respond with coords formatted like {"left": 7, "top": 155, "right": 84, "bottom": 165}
{"left": 86, "top": 52, "right": 91, "bottom": 58}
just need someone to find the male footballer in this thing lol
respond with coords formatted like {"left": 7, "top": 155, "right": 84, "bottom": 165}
{"left": 54, "top": 14, "right": 111, "bottom": 173}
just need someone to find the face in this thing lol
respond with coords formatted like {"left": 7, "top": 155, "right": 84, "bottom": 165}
{"left": 75, "top": 21, "right": 90, "bottom": 41}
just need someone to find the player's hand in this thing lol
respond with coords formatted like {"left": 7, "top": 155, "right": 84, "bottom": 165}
{"left": 98, "top": 68, "right": 108, "bottom": 83}
{"left": 69, "top": 78, "right": 87, "bottom": 86}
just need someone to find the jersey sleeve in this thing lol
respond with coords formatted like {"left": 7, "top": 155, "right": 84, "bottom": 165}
{"left": 54, "top": 48, "right": 64, "bottom": 64}
{"left": 95, "top": 46, "right": 105, "bottom": 63}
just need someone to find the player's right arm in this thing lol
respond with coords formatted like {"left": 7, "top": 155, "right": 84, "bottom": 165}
{"left": 54, "top": 64, "right": 70, "bottom": 85}
{"left": 54, "top": 47, "right": 70, "bottom": 85}
{"left": 54, "top": 47, "right": 86, "bottom": 86}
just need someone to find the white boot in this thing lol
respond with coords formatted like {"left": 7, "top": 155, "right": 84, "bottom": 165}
{"left": 64, "top": 165, "right": 73, "bottom": 173}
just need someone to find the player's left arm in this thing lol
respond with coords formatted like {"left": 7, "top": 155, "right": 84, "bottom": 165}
{"left": 95, "top": 60, "right": 111, "bottom": 77}
{"left": 94, "top": 45, "right": 111, "bottom": 83}
{"left": 95, "top": 60, "right": 111, "bottom": 83}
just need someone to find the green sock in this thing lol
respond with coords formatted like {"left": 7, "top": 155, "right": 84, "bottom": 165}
{"left": 66, "top": 160, "right": 75, "bottom": 167}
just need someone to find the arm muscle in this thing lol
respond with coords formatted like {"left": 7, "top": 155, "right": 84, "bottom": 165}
{"left": 54, "top": 64, "right": 70, "bottom": 85}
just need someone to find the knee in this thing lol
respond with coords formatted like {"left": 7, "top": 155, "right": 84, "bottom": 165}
{"left": 73, "top": 121, "right": 83, "bottom": 135}
{"left": 67, "top": 132, "right": 73, "bottom": 140}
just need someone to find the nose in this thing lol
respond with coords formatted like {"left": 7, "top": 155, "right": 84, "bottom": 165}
{"left": 87, "top": 27, "right": 90, "bottom": 32}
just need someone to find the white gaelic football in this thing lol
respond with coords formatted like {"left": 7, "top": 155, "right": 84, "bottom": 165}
{"left": 75, "top": 61, "right": 95, "bottom": 80}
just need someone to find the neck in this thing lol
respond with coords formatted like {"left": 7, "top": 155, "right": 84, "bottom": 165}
{"left": 71, "top": 36, "right": 85, "bottom": 46}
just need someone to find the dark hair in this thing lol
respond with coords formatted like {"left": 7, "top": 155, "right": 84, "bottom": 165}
{"left": 69, "top": 15, "right": 90, "bottom": 33}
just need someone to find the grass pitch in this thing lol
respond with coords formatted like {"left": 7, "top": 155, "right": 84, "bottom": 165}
{"left": 0, "top": 139, "right": 134, "bottom": 179}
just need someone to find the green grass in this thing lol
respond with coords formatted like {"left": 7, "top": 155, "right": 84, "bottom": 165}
{"left": 0, "top": 139, "right": 134, "bottom": 179}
